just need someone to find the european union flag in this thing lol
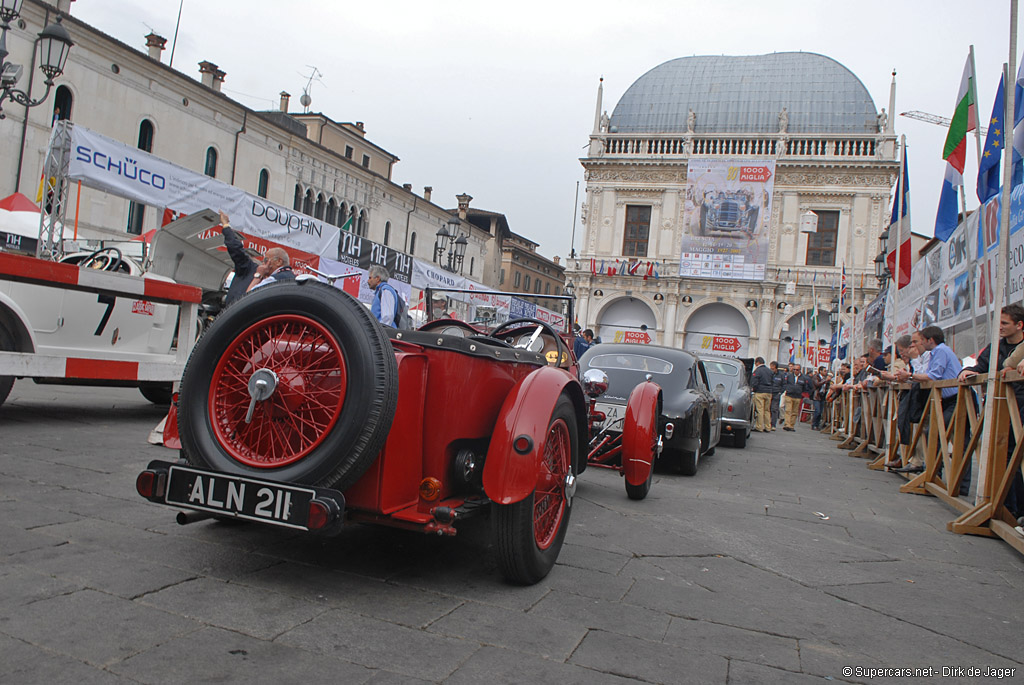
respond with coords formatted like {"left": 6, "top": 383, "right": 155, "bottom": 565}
{"left": 978, "top": 73, "right": 1005, "bottom": 204}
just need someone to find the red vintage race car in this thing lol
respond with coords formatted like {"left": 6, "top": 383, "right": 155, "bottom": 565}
{"left": 136, "top": 281, "right": 662, "bottom": 584}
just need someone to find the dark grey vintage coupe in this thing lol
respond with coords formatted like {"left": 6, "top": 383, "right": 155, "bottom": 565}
{"left": 702, "top": 357, "right": 753, "bottom": 448}
{"left": 579, "top": 343, "right": 721, "bottom": 475}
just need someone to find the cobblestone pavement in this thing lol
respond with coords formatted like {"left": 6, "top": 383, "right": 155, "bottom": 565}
{"left": 2, "top": 383, "right": 1023, "bottom": 684}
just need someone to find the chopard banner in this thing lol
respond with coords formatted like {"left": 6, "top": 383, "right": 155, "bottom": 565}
{"left": 66, "top": 124, "right": 339, "bottom": 258}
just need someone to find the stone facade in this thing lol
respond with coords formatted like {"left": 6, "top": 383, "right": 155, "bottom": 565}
{"left": 567, "top": 69, "right": 899, "bottom": 361}
{"left": 0, "top": 1, "right": 495, "bottom": 285}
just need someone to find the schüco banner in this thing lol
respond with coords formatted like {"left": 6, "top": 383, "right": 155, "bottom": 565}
{"left": 679, "top": 159, "right": 775, "bottom": 282}
{"left": 65, "top": 125, "right": 339, "bottom": 258}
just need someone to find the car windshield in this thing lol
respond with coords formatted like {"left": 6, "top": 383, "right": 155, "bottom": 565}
{"left": 703, "top": 360, "right": 739, "bottom": 377}
{"left": 587, "top": 353, "right": 673, "bottom": 375}
{"left": 420, "top": 287, "right": 573, "bottom": 335}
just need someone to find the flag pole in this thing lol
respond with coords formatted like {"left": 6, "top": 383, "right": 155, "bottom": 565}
{"left": 977, "top": 3, "right": 1017, "bottom": 507}
{"left": 969, "top": 44, "right": 993, "bottom": 349}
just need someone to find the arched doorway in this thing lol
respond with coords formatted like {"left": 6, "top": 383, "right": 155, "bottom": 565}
{"left": 683, "top": 303, "right": 750, "bottom": 356}
{"left": 596, "top": 297, "right": 657, "bottom": 345}
{"left": 776, "top": 309, "right": 834, "bottom": 367}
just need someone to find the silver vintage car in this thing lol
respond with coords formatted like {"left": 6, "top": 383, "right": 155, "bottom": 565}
{"left": 702, "top": 357, "right": 752, "bottom": 448}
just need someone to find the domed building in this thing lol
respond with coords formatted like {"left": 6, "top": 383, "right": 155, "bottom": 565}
{"left": 568, "top": 52, "right": 898, "bottom": 362}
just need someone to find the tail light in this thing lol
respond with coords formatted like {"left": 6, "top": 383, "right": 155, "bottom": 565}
{"left": 307, "top": 498, "right": 339, "bottom": 531}
{"left": 419, "top": 477, "right": 443, "bottom": 501}
{"left": 136, "top": 470, "right": 166, "bottom": 499}
{"left": 728, "top": 404, "right": 734, "bottom": 412}
{"left": 664, "top": 422, "right": 675, "bottom": 439}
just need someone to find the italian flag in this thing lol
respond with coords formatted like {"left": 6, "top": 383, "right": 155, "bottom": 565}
{"left": 935, "top": 55, "right": 977, "bottom": 242}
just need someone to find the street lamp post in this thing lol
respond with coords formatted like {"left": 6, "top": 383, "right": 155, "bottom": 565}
{"left": 0, "top": 1, "right": 73, "bottom": 119}
{"left": 873, "top": 252, "right": 889, "bottom": 288}
{"left": 434, "top": 216, "right": 467, "bottom": 274}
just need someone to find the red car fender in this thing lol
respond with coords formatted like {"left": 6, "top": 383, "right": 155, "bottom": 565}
{"left": 622, "top": 381, "right": 661, "bottom": 486}
{"left": 483, "top": 365, "right": 584, "bottom": 505}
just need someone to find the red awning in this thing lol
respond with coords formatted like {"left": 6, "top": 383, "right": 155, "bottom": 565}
{"left": 0, "top": 192, "right": 41, "bottom": 213}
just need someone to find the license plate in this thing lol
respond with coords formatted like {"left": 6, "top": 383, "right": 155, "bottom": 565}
{"left": 165, "top": 465, "right": 318, "bottom": 531}
{"left": 595, "top": 401, "right": 625, "bottom": 429}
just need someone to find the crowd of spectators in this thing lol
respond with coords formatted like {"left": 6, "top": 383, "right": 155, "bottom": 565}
{"left": 824, "top": 307, "right": 1024, "bottom": 525}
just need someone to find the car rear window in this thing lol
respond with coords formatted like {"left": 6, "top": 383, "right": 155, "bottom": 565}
{"left": 703, "top": 361, "right": 739, "bottom": 376}
{"left": 587, "top": 354, "right": 673, "bottom": 375}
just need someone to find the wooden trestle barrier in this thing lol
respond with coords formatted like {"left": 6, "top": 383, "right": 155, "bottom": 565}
{"left": 825, "top": 373, "right": 1024, "bottom": 555}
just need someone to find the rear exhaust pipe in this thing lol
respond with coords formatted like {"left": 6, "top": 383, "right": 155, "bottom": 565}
{"left": 176, "top": 510, "right": 214, "bottom": 526}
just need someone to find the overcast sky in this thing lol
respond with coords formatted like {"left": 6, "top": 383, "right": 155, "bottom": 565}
{"left": 72, "top": 0, "right": 1021, "bottom": 261}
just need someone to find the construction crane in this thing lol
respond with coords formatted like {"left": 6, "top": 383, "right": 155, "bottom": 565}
{"left": 901, "top": 110, "right": 988, "bottom": 138}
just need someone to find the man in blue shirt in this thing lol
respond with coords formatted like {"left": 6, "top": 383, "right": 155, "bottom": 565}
{"left": 895, "top": 325, "right": 969, "bottom": 493}
{"left": 574, "top": 328, "right": 595, "bottom": 360}
{"left": 367, "top": 265, "right": 401, "bottom": 327}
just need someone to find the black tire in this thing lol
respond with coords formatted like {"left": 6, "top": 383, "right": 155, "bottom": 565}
{"left": 178, "top": 281, "right": 398, "bottom": 490}
{"left": 0, "top": 324, "right": 14, "bottom": 409}
{"left": 732, "top": 429, "right": 747, "bottom": 449}
{"left": 139, "top": 383, "right": 173, "bottom": 405}
{"left": 495, "top": 395, "right": 577, "bottom": 585}
{"left": 625, "top": 462, "right": 654, "bottom": 500}
{"left": 679, "top": 432, "right": 701, "bottom": 476}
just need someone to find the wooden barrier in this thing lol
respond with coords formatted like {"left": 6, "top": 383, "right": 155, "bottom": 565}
{"left": 832, "top": 373, "right": 1024, "bottom": 556}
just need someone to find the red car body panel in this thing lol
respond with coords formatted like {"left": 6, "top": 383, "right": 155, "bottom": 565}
{"left": 622, "top": 381, "right": 660, "bottom": 486}
{"left": 482, "top": 365, "right": 585, "bottom": 505}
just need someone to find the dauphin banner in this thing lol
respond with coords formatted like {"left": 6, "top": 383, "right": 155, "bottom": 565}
{"left": 66, "top": 125, "right": 340, "bottom": 258}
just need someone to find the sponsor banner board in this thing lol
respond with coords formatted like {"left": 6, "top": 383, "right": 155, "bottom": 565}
{"left": 679, "top": 159, "right": 775, "bottom": 282}
{"left": 67, "top": 125, "right": 339, "bottom": 258}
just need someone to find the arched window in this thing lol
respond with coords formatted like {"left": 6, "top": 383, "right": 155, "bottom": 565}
{"left": 545, "top": 282, "right": 551, "bottom": 295}
{"left": 52, "top": 85, "right": 72, "bottom": 124}
{"left": 314, "top": 193, "right": 325, "bottom": 220}
{"left": 358, "top": 210, "right": 367, "bottom": 237}
{"left": 326, "top": 198, "right": 337, "bottom": 225}
{"left": 409, "top": 232, "right": 417, "bottom": 255}
{"left": 293, "top": 184, "right": 303, "bottom": 210}
{"left": 127, "top": 119, "right": 154, "bottom": 234}
{"left": 137, "top": 119, "right": 154, "bottom": 152}
{"left": 258, "top": 169, "right": 270, "bottom": 198}
{"left": 337, "top": 202, "right": 348, "bottom": 228}
{"left": 204, "top": 147, "right": 218, "bottom": 178}
{"left": 302, "top": 189, "right": 313, "bottom": 216}
{"left": 383, "top": 221, "right": 391, "bottom": 246}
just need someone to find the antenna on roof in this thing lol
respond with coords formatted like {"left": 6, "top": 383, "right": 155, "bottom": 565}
{"left": 299, "top": 66, "right": 323, "bottom": 113}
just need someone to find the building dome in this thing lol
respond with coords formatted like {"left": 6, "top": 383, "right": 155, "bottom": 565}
{"left": 610, "top": 52, "right": 878, "bottom": 135}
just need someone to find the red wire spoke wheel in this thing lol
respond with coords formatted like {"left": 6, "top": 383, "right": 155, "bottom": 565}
{"left": 533, "top": 417, "right": 570, "bottom": 549}
{"left": 495, "top": 394, "right": 578, "bottom": 585}
{"left": 208, "top": 314, "right": 347, "bottom": 468}
{"left": 179, "top": 281, "right": 398, "bottom": 489}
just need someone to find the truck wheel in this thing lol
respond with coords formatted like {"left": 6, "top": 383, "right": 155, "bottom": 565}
{"left": 139, "top": 383, "right": 173, "bottom": 405}
{"left": 495, "top": 395, "right": 576, "bottom": 585}
{"left": 178, "top": 281, "right": 398, "bottom": 490}
{"left": 0, "top": 324, "right": 14, "bottom": 409}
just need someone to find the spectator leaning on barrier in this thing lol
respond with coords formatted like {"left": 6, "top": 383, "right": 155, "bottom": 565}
{"left": 895, "top": 325, "right": 970, "bottom": 495}
{"left": 769, "top": 361, "right": 785, "bottom": 430}
{"left": 959, "top": 304, "right": 1024, "bottom": 517}
{"left": 751, "top": 357, "right": 774, "bottom": 432}
{"left": 781, "top": 362, "right": 813, "bottom": 431}
{"left": 866, "top": 339, "right": 886, "bottom": 372}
